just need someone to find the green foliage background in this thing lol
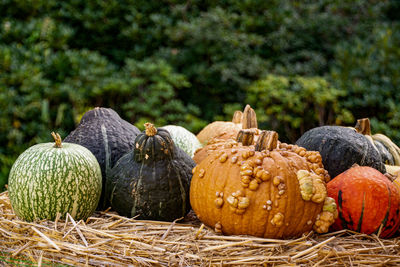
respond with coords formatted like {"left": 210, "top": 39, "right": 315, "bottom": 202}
{"left": 1, "top": 0, "right": 400, "bottom": 190}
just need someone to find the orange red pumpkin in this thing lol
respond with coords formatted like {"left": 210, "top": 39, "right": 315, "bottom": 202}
{"left": 327, "top": 166, "right": 400, "bottom": 238}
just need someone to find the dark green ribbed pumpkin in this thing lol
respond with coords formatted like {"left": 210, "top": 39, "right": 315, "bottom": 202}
{"left": 64, "top": 107, "right": 140, "bottom": 210}
{"left": 296, "top": 125, "right": 386, "bottom": 179}
{"left": 108, "top": 123, "right": 195, "bottom": 221}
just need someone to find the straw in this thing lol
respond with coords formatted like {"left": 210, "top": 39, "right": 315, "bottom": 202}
{"left": 0, "top": 190, "right": 399, "bottom": 266}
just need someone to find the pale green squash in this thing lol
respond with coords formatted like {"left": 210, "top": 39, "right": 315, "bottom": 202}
{"left": 161, "top": 125, "right": 202, "bottom": 157}
{"left": 8, "top": 133, "right": 102, "bottom": 222}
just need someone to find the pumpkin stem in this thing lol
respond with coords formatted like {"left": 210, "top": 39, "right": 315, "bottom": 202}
{"left": 232, "top": 110, "right": 243, "bottom": 123}
{"left": 384, "top": 172, "right": 396, "bottom": 182}
{"left": 241, "top": 104, "right": 258, "bottom": 129}
{"left": 236, "top": 129, "right": 255, "bottom": 146}
{"left": 355, "top": 118, "right": 371, "bottom": 136}
{"left": 255, "top": 131, "right": 278, "bottom": 151}
{"left": 51, "top": 132, "right": 62, "bottom": 148}
{"left": 144, "top": 123, "right": 157, "bottom": 136}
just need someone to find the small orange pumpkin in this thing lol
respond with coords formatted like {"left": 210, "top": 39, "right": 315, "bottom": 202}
{"left": 196, "top": 105, "right": 257, "bottom": 146}
{"left": 327, "top": 166, "right": 400, "bottom": 238}
{"left": 190, "top": 130, "right": 337, "bottom": 238}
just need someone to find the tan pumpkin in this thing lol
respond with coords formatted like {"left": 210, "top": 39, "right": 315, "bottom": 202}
{"left": 389, "top": 165, "right": 400, "bottom": 190}
{"left": 196, "top": 104, "right": 257, "bottom": 146}
{"left": 355, "top": 118, "right": 400, "bottom": 166}
{"left": 190, "top": 130, "right": 337, "bottom": 238}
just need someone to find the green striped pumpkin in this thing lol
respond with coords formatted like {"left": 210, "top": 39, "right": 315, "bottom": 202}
{"left": 161, "top": 125, "right": 202, "bottom": 157}
{"left": 8, "top": 133, "right": 102, "bottom": 222}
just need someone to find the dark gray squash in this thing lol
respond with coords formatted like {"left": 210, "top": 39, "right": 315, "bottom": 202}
{"left": 108, "top": 123, "right": 195, "bottom": 221}
{"left": 295, "top": 125, "right": 386, "bottom": 178}
{"left": 64, "top": 107, "right": 140, "bottom": 210}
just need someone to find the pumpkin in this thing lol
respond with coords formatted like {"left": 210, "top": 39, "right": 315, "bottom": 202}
{"left": 196, "top": 104, "right": 257, "bottom": 145}
{"left": 161, "top": 125, "right": 202, "bottom": 157}
{"left": 386, "top": 165, "right": 400, "bottom": 179}
{"left": 193, "top": 129, "right": 264, "bottom": 164}
{"left": 108, "top": 123, "right": 196, "bottom": 221}
{"left": 194, "top": 106, "right": 261, "bottom": 164}
{"left": 327, "top": 166, "right": 400, "bottom": 238}
{"left": 64, "top": 107, "right": 140, "bottom": 210}
{"left": 190, "top": 129, "right": 337, "bottom": 238}
{"left": 355, "top": 118, "right": 400, "bottom": 166}
{"left": 8, "top": 132, "right": 102, "bottom": 222}
{"left": 295, "top": 125, "right": 386, "bottom": 179}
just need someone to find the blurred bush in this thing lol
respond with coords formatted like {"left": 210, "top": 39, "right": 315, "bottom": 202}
{"left": 0, "top": 0, "right": 399, "bottom": 190}
{"left": 243, "top": 75, "right": 353, "bottom": 142}
{"left": 331, "top": 23, "right": 400, "bottom": 141}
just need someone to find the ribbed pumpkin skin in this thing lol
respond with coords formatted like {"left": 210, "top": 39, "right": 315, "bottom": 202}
{"left": 64, "top": 107, "right": 140, "bottom": 210}
{"left": 327, "top": 166, "right": 400, "bottom": 238}
{"left": 161, "top": 125, "right": 202, "bottom": 157}
{"left": 190, "top": 137, "right": 333, "bottom": 239}
{"left": 296, "top": 126, "right": 386, "bottom": 179}
{"left": 8, "top": 143, "right": 102, "bottom": 222}
{"left": 108, "top": 124, "right": 195, "bottom": 221}
{"left": 374, "top": 140, "right": 394, "bottom": 165}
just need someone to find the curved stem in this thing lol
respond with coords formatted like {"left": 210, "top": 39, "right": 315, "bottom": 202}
{"left": 355, "top": 118, "right": 371, "bottom": 136}
{"left": 51, "top": 132, "right": 62, "bottom": 148}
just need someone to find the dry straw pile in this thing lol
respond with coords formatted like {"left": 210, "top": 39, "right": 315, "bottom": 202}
{"left": 0, "top": 191, "right": 400, "bottom": 266}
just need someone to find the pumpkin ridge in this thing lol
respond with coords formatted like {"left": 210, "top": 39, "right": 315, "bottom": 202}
{"left": 376, "top": 183, "right": 399, "bottom": 237}
{"left": 221, "top": 154, "right": 235, "bottom": 234}
{"left": 337, "top": 190, "right": 351, "bottom": 230}
{"left": 264, "top": 154, "right": 280, "bottom": 237}
{"left": 356, "top": 192, "right": 366, "bottom": 233}
{"left": 271, "top": 151, "right": 290, "bottom": 238}
{"left": 131, "top": 153, "right": 147, "bottom": 217}
{"left": 286, "top": 154, "right": 309, "bottom": 237}
{"left": 259, "top": 156, "right": 274, "bottom": 238}
{"left": 206, "top": 153, "right": 221, "bottom": 232}
{"left": 222, "top": 155, "right": 239, "bottom": 235}
{"left": 101, "top": 124, "right": 111, "bottom": 179}
{"left": 373, "top": 187, "right": 391, "bottom": 236}
{"left": 170, "top": 159, "right": 188, "bottom": 218}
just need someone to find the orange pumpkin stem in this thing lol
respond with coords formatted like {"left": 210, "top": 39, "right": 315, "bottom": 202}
{"left": 354, "top": 118, "right": 371, "bottom": 136}
{"left": 51, "top": 132, "right": 62, "bottom": 148}
{"left": 236, "top": 129, "right": 255, "bottom": 146}
{"left": 232, "top": 111, "right": 243, "bottom": 123}
{"left": 255, "top": 130, "right": 278, "bottom": 151}
{"left": 144, "top": 123, "right": 157, "bottom": 136}
{"left": 241, "top": 104, "right": 258, "bottom": 129}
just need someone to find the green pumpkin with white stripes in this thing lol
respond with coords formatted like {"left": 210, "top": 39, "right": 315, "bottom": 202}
{"left": 8, "top": 132, "right": 102, "bottom": 222}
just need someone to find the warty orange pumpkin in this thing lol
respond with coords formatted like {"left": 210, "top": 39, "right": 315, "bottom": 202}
{"left": 190, "top": 130, "right": 337, "bottom": 238}
{"left": 194, "top": 106, "right": 260, "bottom": 164}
